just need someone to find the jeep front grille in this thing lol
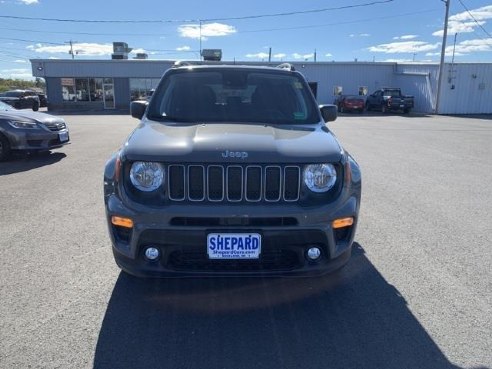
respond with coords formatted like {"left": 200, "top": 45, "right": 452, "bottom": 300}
{"left": 168, "top": 165, "right": 301, "bottom": 202}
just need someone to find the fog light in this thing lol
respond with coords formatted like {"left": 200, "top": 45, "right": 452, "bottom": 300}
{"left": 144, "top": 247, "right": 160, "bottom": 261}
{"left": 307, "top": 247, "right": 321, "bottom": 261}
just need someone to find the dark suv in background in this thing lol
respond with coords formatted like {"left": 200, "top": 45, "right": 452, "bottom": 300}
{"left": 0, "top": 90, "right": 41, "bottom": 111}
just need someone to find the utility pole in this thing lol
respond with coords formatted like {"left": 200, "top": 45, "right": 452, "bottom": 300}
{"left": 199, "top": 20, "right": 203, "bottom": 61}
{"left": 435, "top": 0, "right": 451, "bottom": 114}
{"left": 268, "top": 47, "right": 272, "bottom": 63}
{"left": 66, "top": 40, "right": 76, "bottom": 59}
{"left": 314, "top": 49, "right": 317, "bottom": 62}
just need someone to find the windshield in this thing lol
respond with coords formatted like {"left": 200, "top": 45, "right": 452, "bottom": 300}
{"left": 0, "top": 101, "right": 14, "bottom": 110}
{"left": 384, "top": 89, "right": 402, "bottom": 97}
{"left": 4, "top": 91, "right": 22, "bottom": 97}
{"left": 147, "top": 69, "right": 320, "bottom": 124}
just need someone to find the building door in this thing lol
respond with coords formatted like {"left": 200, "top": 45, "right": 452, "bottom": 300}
{"left": 308, "top": 82, "right": 318, "bottom": 99}
{"left": 103, "top": 79, "right": 115, "bottom": 109}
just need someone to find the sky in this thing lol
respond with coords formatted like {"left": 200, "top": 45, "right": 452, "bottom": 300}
{"left": 1, "top": 0, "right": 492, "bottom": 80}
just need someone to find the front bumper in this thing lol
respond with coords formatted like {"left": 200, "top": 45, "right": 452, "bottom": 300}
{"left": 6, "top": 128, "right": 70, "bottom": 151}
{"left": 105, "top": 191, "right": 360, "bottom": 277}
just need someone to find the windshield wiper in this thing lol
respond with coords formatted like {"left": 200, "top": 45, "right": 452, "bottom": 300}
{"left": 147, "top": 114, "right": 193, "bottom": 123}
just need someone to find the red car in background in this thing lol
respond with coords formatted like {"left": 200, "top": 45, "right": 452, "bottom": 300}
{"left": 334, "top": 95, "right": 365, "bottom": 113}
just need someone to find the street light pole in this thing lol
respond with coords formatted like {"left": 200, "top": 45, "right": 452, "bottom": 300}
{"left": 435, "top": 0, "right": 451, "bottom": 114}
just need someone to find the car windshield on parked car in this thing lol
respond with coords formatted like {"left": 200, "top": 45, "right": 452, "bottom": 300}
{"left": 147, "top": 68, "right": 320, "bottom": 125}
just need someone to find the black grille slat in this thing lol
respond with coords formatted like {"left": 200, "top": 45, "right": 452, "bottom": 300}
{"left": 208, "top": 166, "right": 224, "bottom": 201}
{"left": 246, "top": 166, "right": 262, "bottom": 201}
{"left": 227, "top": 166, "right": 243, "bottom": 201}
{"left": 188, "top": 166, "right": 205, "bottom": 201}
{"left": 284, "top": 166, "right": 300, "bottom": 201}
{"left": 265, "top": 167, "right": 281, "bottom": 201}
{"left": 169, "top": 165, "right": 185, "bottom": 200}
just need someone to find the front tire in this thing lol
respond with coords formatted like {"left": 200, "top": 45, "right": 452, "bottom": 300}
{"left": 0, "top": 134, "right": 11, "bottom": 161}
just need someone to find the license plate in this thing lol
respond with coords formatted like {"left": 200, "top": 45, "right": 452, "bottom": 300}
{"left": 59, "top": 131, "right": 69, "bottom": 142}
{"left": 207, "top": 233, "right": 261, "bottom": 259}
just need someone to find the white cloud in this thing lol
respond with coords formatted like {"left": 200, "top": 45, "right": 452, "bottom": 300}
{"left": 325, "top": 53, "right": 333, "bottom": 57}
{"left": 450, "top": 5, "right": 492, "bottom": 22}
{"left": 131, "top": 48, "right": 147, "bottom": 54}
{"left": 425, "top": 38, "right": 492, "bottom": 57}
{"left": 176, "top": 46, "right": 191, "bottom": 51}
{"left": 383, "top": 58, "right": 414, "bottom": 62}
{"left": 245, "top": 52, "right": 269, "bottom": 59}
{"left": 14, "top": 59, "right": 27, "bottom": 63}
{"left": 433, "top": 5, "right": 492, "bottom": 36}
{"left": 178, "top": 23, "right": 236, "bottom": 40}
{"left": 273, "top": 53, "right": 286, "bottom": 59}
{"left": 18, "top": 0, "right": 38, "bottom": 4}
{"left": 0, "top": 68, "right": 33, "bottom": 80}
{"left": 28, "top": 43, "right": 113, "bottom": 56}
{"left": 291, "top": 53, "right": 314, "bottom": 60}
{"left": 433, "top": 20, "right": 486, "bottom": 37}
{"left": 393, "top": 35, "right": 418, "bottom": 40}
{"left": 350, "top": 33, "right": 370, "bottom": 38}
{"left": 368, "top": 41, "right": 440, "bottom": 54}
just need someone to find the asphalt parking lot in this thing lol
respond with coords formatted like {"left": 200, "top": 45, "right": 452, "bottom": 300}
{"left": 0, "top": 112, "right": 491, "bottom": 369}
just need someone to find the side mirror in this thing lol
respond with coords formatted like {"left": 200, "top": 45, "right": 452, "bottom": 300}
{"left": 130, "top": 100, "right": 148, "bottom": 120}
{"left": 319, "top": 104, "right": 337, "bottom": 123}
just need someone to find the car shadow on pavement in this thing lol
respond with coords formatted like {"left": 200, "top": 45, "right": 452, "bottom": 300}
{"left": 93, "top": 244, "right": 480, "bottom": 369}
{"left": 0, "top": 152, "right": 66, "bottom": 176}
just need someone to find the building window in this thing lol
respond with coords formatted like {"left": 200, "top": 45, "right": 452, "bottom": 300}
{"left": 333, "top": 86, "right": 343, "bottom": 96}
{"left": 130, "top": 78, "right": 161, "bottom": 101}
{"left": 61, "top": 78, "right": 76, "bottom": 101}
{"left": 61, "top": 78, "right": 104, "bottom": 102}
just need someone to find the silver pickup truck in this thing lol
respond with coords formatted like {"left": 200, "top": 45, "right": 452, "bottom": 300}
{"left": 103, "top": 63, "right": 362, "bottom": 277}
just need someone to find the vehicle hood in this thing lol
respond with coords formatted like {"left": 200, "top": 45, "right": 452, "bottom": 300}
{"left": 122, "top": 120, "right": 343, "bottom": 164}
{"left": 0, "top": 109, "right": 65, "bottom": 124}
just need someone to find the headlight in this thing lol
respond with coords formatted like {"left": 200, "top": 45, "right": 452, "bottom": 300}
{"left": 304, "top": 164, "right": 337, "bottom": 193}
{"left": 129, "top": 161, "right": 165, "bottom": 192}
{"left": 8, "top": 120, "right": 40, "bottom": 129}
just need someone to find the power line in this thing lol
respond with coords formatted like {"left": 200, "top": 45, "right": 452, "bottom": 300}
{"left": 0, "top": 37, "right": 65, "bottom": 46}
{"left": 0, "top": 26, "right": 171, "bottom": 37}
{"left": 240, "top": 9, "right": 439, "bottom": 34}
{"left": 456, "top": 0, "right": 492, "bottom": 39}
{"left": 0, "top": 0, "right": 394, "bottom": 24}
{"left": 206, "top": 0, "right": 395, "bottom": 21}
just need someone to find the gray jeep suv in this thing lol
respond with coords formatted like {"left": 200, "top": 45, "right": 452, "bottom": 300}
{"left": 104, "top": 63, "right": 361, "bottom": 277}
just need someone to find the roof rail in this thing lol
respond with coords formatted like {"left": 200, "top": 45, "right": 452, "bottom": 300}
{"left": 173, "top": 60, "right": 192, "bottom": 68}
{"left": 276, "top": 63, "right": 295, "bottom": 71}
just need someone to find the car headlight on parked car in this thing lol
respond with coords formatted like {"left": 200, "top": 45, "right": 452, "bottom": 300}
{"left": 7, "top": 120, "right": 40, "bottom": 129}
{"left": 129, "top": 161, "right": 165, "bottom": 192}
{"left": 304, "top": 164, "right": 337, "bottom": 193}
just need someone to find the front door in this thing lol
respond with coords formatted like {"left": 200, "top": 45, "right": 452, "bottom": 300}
{"left": 103, "top": 80, "right": 115, "bottom": 109}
